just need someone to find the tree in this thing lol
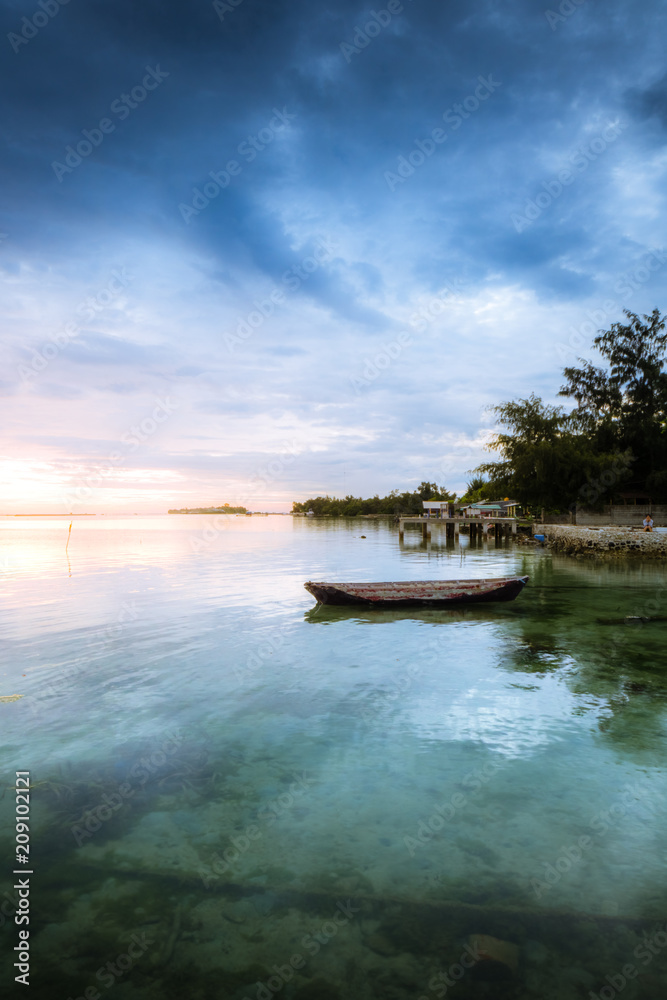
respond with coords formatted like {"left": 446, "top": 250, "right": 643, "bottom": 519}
{"left": 291, "top": 482, "right": 456, "bottom": 516}
{"left": 474, "top": 394, "right": 625, "bottom": 510}
{"left": 474, "top": 309, "right": 667, "bottom": 508}
{"left": 559, "top": 309, "right": 667, "bottom": 492}
{"left": 458, "top": 475, "right": 492, "bottom": 505}
{"left": 465, "top": 476, "right": 488, "bottom": 493}
{"left": 415, "top": 481, "right": 455, "bottom": 501}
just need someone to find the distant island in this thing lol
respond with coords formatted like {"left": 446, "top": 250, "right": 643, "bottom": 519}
{"left": 168, "top": 504, "right": 247, "bottom": 514}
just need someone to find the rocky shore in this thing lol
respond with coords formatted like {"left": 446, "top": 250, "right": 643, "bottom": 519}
{"left": 536, "top": 524, "right": 667, "bottom": 557}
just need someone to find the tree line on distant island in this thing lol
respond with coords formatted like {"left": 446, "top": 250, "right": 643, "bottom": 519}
{"left": 168, "top": 504, "right": 247, "bottom": 514}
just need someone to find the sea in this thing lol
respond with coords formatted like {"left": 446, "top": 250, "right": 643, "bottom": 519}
{"left": 1, "top": 513, "right": 667, "bottom": 999}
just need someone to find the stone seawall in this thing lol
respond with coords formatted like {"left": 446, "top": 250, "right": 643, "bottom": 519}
{"left": 537, "top": 524, "right": 667, "bottom": 557}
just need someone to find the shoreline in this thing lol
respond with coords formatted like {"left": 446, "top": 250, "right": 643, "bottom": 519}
{"left": 536, "top": 524, "right": 667, "bottom": 558}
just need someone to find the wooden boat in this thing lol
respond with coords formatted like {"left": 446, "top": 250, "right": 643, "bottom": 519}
{"left": 304, "top": 576, "right": 529, "bottom": 607}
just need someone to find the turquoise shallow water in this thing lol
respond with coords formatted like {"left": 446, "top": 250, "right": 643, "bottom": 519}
{"left": 1, "top": 515, "right": 667, "bottom": 999}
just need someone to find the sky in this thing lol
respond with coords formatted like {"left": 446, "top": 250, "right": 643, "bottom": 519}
{"left": 1, "top": 0, "right": 667, "bottom": 513}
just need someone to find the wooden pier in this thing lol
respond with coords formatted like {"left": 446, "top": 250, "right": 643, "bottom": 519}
{"left": 398, "top": 516, "right": 517, "bottom": 541}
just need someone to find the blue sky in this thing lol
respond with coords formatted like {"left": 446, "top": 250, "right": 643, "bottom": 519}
{"left": 2, "top": 0, "right": 667, "bottom": 511}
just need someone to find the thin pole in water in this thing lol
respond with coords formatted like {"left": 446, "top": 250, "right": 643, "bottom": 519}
{"left": 66, "top": 521, "right": 72, "bottom": 552}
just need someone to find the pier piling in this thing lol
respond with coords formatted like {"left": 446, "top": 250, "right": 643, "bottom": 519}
{"left": 398, "top": 516, "right": 517, "bottom": 544}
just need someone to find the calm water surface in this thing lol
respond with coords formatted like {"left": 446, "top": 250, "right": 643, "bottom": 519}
{"left": 1, "top": 515, "right": 667, "bottom": 999}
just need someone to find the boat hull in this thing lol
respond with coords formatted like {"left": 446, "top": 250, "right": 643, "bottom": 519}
{"left": 304, "top": 576, "right": 529, "bottom": 607}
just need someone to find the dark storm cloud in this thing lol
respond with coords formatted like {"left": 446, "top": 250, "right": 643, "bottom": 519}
{"left": 1, "top": 0, "right": 655, "bottom": 278}
{"left": 2, "top": 0, "right": 667, "bottom": 506}
{"left": 630, "top": 70, "right": 667, "bottom": 128}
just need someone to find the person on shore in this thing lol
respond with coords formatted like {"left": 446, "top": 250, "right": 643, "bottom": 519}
{"left": 643, "top": 515, "right": 653, "bottom": 532}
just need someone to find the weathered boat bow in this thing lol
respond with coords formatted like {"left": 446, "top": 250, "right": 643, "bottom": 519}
{"left": 304, "top": 576, "right": 529, "bottom": 607}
